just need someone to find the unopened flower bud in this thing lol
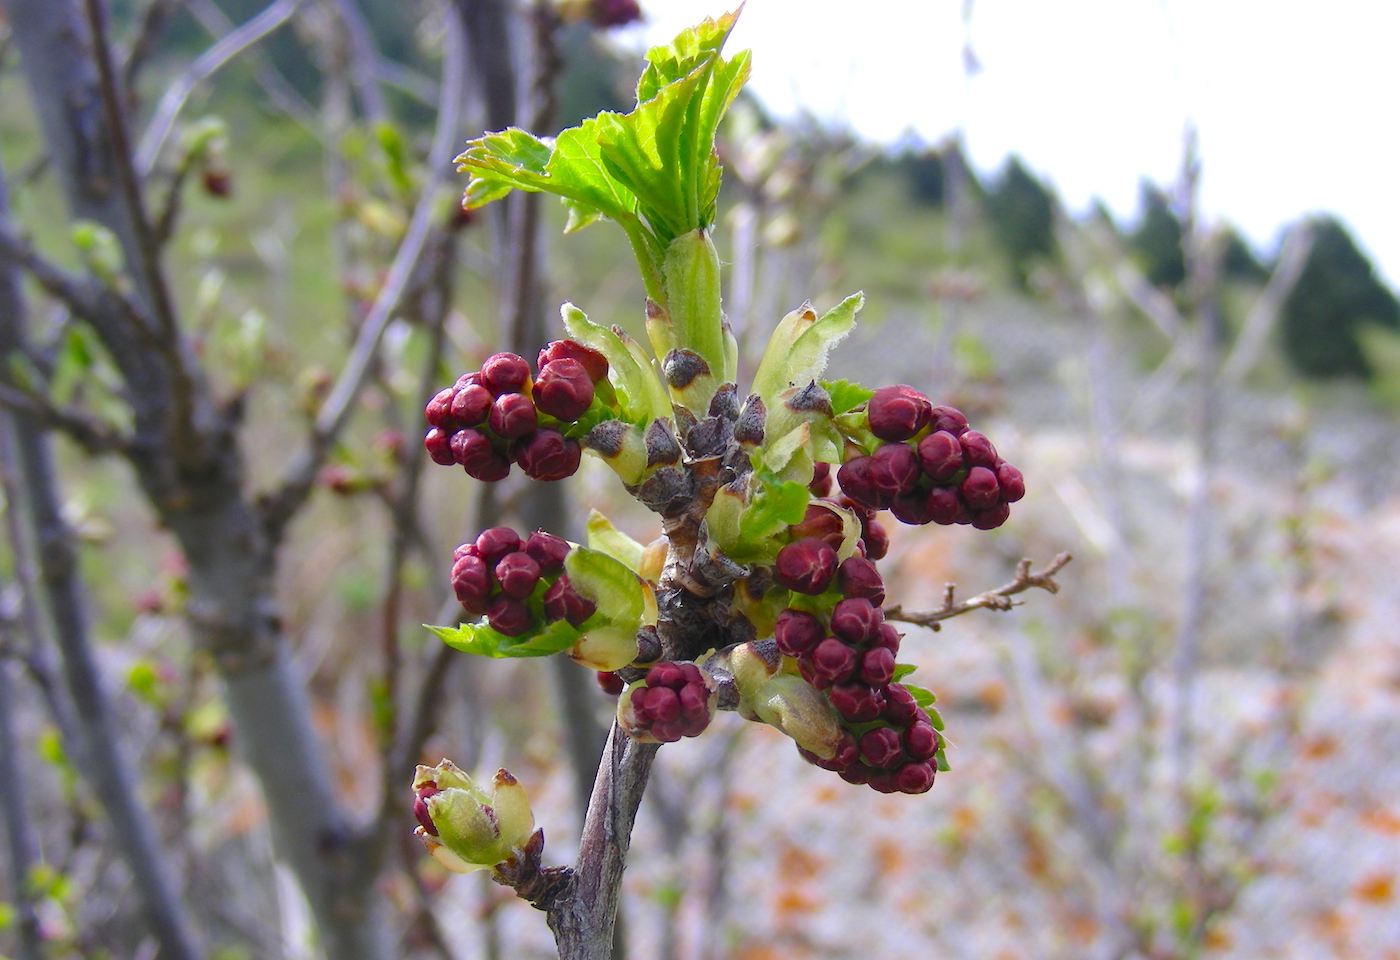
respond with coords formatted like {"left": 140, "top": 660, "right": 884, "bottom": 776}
{"left": 867, "top": 385, "right": 932, "bottom": 442}
{"left": 476, "top": 527, "right": 522, "bottom": 566}
{"left": 859, "top": 647, "right": 897, "bottom": 686}
{"left": 883, "top": 683, "right": 920, "bottom": 726}
{"left": 480, "top": 352, "right": 531, "bottom": 395}
{"left": 774, "top": 608, "right": 824, "bottom": 657}
{"left": 486, "top": 595, "right": 533, "bottom": 637}
{"left": 809, "top": 461, "right": 832, "bottom": 497}
{"left": 451, "top": 554, "right": 491, "bottom": 613}
{"left": 523, "top": 530, "right": 570, "bottom": 575}
{"left": 534, "top": 358, "right": 595, "bottom": 421}
{"left": 929, "top": 404, "right": 969, "bottom": 436}
{"left": 837, "top": 456, "right": 890, "bottom": 510}
{"left": 450, "top": 383, "right": 493, "bottom": 427}
{"left": 412, "top": 761, "right": 535, "bottom": 873}
{"left": 828, "top": 681, "right": 885, "bottom": 722}
{"left": 810, "top": 638, "right": 858, "bottom": 687}
{"left": 830, "top": 597, "right": 882, "bottom": 645}
{"left": 893, "top": 761, "right": 936, "bottom": 794}
{"left": 515, "top": 430, "right": 582, "bottom": 481}
{"left": 961, "top": 465, "right": 1001, "bottom": 510}
{"left": 836, "top": 556, "right": 884, "bottom": 604}
{"left": 903, "top": 721, "right": 940, "bottom": 762}
{"left": 996, "top": 462, "right": 1025, "bottom": 502}
{"left": 542, "top": 574, "right": 596, "bottom": 627}
{"left": 538, "top": 339, "right": 609, "bottom": 383}
{"left": 494, "top": 552, "right": 541, "bottom": 600}
{"left": 862, "top": 519, "right": 890, "bottom": 560}
{"left": 426, "top": 388, "right": 457, "bottom": 428}
{"left": 425, "top": 427, "right": 456, "bottom": 465}
{"left": 869, "top": 442, "right": 922, "bottom": 498}
{"left": 959, "top": 430, "right": 998, "bottom": 468}
{"left": 859, "top": 726, "right": 904, "bottom": 768}
{"left": 597, "top": 671, "right": 625, "bottom": 696}
{"left": 489, "top": 393, "right": 538, "bottom": 440}
{"left": 917, "top": 430, "right": 965, "bottom": 483}
{"left": 971, "top": 502, "right": 1011, "bottom": 530}
{"left": 774, "top": 538, "right": 839, "bottom": 595}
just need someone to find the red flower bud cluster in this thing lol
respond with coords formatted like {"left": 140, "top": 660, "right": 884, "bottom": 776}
{"left": 627, "top": 661, "right": 713, "bottom": 742}
{"left": 424, "top": 341, "right": 610, "bottom": 483}
{"left": 838, "top": 388, "right": 1023, "bottom": 530}
{"left": 785, "top": 497, "right": 889, "bottom": 564}
{"left": 801, "top": 681, "right": 941, "bottom": 795}
{"left": 451, "top": 527, "right": 593, "bottom": 637}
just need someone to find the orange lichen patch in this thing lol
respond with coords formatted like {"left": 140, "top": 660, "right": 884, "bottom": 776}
{"left": 1360, "top": 806, "right": 1400, "bottom": 834}
{"left": 978, "top": 680, "right": 1007, "bottom": 712}
{"left": 873, "top": 837, "right": 907, "bottom": 875}
{"left": 776, "top": 840, "right": 825, "bottom": 881}
{"left": 1204, "top": 926, "right": 1233, "bottom": 951}
{"left": 772, "top": 885, "right": 821, "bottom": 918}
{"left": 1301, "top": 735, "right": 1339, "bottom": 760}
{"left": 1353, "top": 872, "right": 1395, "bottom": 904}
{"left": 811, "top": 783, "right": 841, "bottom": 805}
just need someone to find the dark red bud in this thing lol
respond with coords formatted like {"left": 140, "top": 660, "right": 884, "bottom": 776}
{"left": 862, "top": 519, "right": 890, "bottom": 560}
{"left": 971, "top": 502, "right": 1011, "bottom": 530}
{"left": 425, "top": 427, "right": 456, "bottom": 466}
{"left": 465, "top": 449, "right": 512, "bottom": 482}
{"left": 677, "top": 683, "right": 708, "bottom": 720}
{"left": 893, "top": 761, "right": 936, "bottom": 794}
{"left": 534, "top": 358, "right": 595, "bottom": 421}
{"left": 543, "top": 574, "right": 595, "bottom": 626}
{"left": 836, "top": 557, "right": 884, "bottom": 604}
{"left": 809, "top": 461, "right": 832, "bottom": 497}
{"left": 959, "top": 430, "right": 998, "bottom": 468}
{"left": 996, "top": 462, "right": 1025, "bottom": 502}
{"left": 480, "top": 352, "right": 531, "bottom": 395}
{"left": 917, "top": 430, "right": 965, "bottom": 483}
{"left": 925, "top": 487, "right": 963, "bottom": 525}
{"left": 486, "top": 594, "right": 533, "bottom": 637}
{"left": 450, "top": 383, "right": 493, "bottom": 426}
{"left": 929, "top": 404, "right": 969, "bottom": 436}
{"left": 523, "top": 530, "right": 570, "bottom": 575}
{"left": 810, "top": 638, "right": 858, "bottom": 686}
{"left": 774, "top": 538, "right": 839, "bottom": 595}
{"left": 597, "top": 671, "right": 625, "bottom": 696}
{"left": 828, "top": 681, "right": 886, "bottom": 723}
{"left": 883, "top": 683, "right": 920, "bottom": 726}
{"left": 830, "top": 597, "right": 883, "bottom": 645}
{"left": 859, "top": 727, "right": 904, "bottom": 768}
{"left": 838, "top": 763, "right": 872, "bottom": 786}
{"left": 859, "top": 647, "right": 897, "bottom": 687}
{"left": 495, "top": 551, "right": 542, "bottom": 599}
{"left": 514, "top": 430, "right": 582, "bottom": 482}
{"left": 904, "top": 721, "right": 940, "bottom": 762}
{"left": 645, "top": 661, "right": 686, "bottom": 688}
{"left": 891, "top": 488, "right": 939, "bottom": 526}
{"left": 645, "top": 686, "right": 680, "bottom": 723}
{"left": 773, "top": 608, "right": 824, "bottom": 657}
{"left": 872, "top": 622, "right": 902, "bottom": 654}
{"left": 425, "top": 388, "right": 456, "bottom": 428}
{"left": 869, "top": 442, "right": 922, "bottom": 498}
{"left": 414, "top": 783, "right": 441, "bottom": 835}
{"left": 961, "top": 465, "right": 1001, "bottom": 510}
{"left": 588, "top": 0, "right": 642, "bottom": 28}
{"left": 489, "top": 393, "right": 538, "bottom": 440}
{"left": 867, "top": 385, "right": 932, "bottom": 442}
{"left": 786, "top": 502, "right": 845, "bottom": 549}
{"left": 451, "top": 428, "right": 494, "bottom": 471}
{"left": 475, "top": 527, "right": 522, "bottom": 566}
{"left": 538, "top": 340, "right": 609, "bottom": 382}
{"left": 837, "top": 456, "right": 890, "bottom": 510}
{"left": 450, "top": 554, "right": 491, "bottom": 613}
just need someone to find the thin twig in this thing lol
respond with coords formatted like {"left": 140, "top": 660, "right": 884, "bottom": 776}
{"left": 136, "top": 0, "right": 303, "bottom": 174}
{"left": 0, "top": 626, "right": 44, "bottom": 960}
{"left": 121, "top": 0, "right": 186, "bottom": 108}
{"left": 0, "top": 382, "right": 130, "bottom": 454}
{"left": 184, "top": 0, "right": 317, "bottom": 127}
{"left": 260, "top": 1, "right": 465, "bottom": 542}
{"left": 885, "top": 553, "right": 1073, "bottom": 628}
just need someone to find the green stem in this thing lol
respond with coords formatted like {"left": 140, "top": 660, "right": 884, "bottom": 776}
{"left": 620, "top": 215, "right": 667, "bottom": 308}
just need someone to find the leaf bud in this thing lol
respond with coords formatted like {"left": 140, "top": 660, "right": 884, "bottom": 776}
{"left": 749, "top": 673, "right": 847, "bottom": 759}
{"left": 534, "top": 358, "right": 595, "bottom": 421}
{"left": 412, "top": 761, "right": 535, "bottom": 873}
{"left": 773, "top": 538, "right": 839, "bottom": 595}
{"left": 866, "top": 385, "right": 932, "bottom": 442}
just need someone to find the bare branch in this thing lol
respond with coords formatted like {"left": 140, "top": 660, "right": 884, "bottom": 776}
{"left": 1221, "top": 222, "right": 1316, "bottom": 385}
{"left": 137, "top": 0, "right": 304, "bottom": 174}
{"left": 0, "top": 628, "right": 44, "bottom": 960}
{"left": 260, "top": 4, "right": 467, "bottom": 540}
{"left": 885, "top": 553, "right": 1072, "bottom": 628}
{"left": 121, "top": 0, "right": 186, "bottom": 103}
{"left": 0, "top": 382, "right": 130, "bottom": 454}
{"left": 185, "top": 0, "right": 317, "bottom": 127}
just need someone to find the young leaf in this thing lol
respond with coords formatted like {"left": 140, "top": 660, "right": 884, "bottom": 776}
{"left": 426, "top": 619, "right": 581, "bottom": 659}
{"left": 904, "top": 682, "right": 938, "bottom": 708}
{"left": 561, "top": 303, "right": 670, "bottom": 425}
{"left": 751, "top": 292, "right": 864, "bottom": 407}
{"left": 824, "top": 378, "right": 875, "bottom": 416}
{"left": 892, "top": 663, "right": 918, "bottom": 682}
{"left": 586, "top": 510, "right": 646, "bottom": 571}
{"left": 738, "top": 469, "right": 811, "bottom": 546}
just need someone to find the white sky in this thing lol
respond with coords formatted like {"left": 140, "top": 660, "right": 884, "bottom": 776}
{"left": 627, "top": 0, "right": 1400, "bottom": 286}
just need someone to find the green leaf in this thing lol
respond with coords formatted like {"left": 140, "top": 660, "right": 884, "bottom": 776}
{"left": 892, "top": 663, "right": 918, "bottom": 682}
{"left": 904, "top": 682, "right": 939, "bottom": 710}
{"left": 585, "top": 510, "right": 645, "bottom": 571}
{"left": 560, "top": 303, "right": 670, "bottom": 425}
{"left": 823, "top": 378, "right": 874, "bottom": 416}
{"left": 934, "top": 746, "right": 951, "bottom": 772}
{"left": 636, "top": 10, "right": 740, "bottom": 102}
{"left": 426, "top": 619, "right": 581, "bottom": 659}
{"left": 565, "top": 546, "right": 644, "bottom": 627}
{"left": 751, "top": 293, "right": 864, "bottom": 407}
{"left": 738, "top": 469, "right": 810, "bottom": 546}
